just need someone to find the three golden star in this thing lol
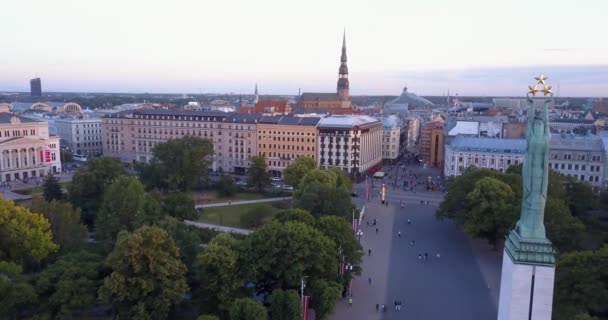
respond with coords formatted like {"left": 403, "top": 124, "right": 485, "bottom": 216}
{"left": 529, "top": 74, "right": 552, "bottom": 97}
{"left": 528, "top": 84, "right": 539, "bottom": 96}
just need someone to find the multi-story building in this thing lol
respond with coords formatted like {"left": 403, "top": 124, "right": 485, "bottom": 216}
{"left": 30, "top": 78, "right": 42, "bottom": 97}
{"left": 419, "top": 121, "right": 444, "bottom": 168}
{"left": 256, "top": 115, "right": 321, "bottom": 177}
{"left": 382, "top": 115, "right": 406, "bottom": 161}
{"left": 0, "top": 112, "right": 61, "bottom": 181}
{"left": 405, "top": 116, "right": 420, "bottom": 152}
{"left": 444, "top": 133, "right": 606, "bottom": 188}
{"left": 218, "top": 114, "right": 261, "bottom": 175}
{"left": 317, "top": 115, "right": 382, "bottom": 179}
{"left": 55, "top": 117, "right": 103, "bottom": 157}
{"left": 102, "top": 109, "right": 230, "bottom": 168}
{"left": 444, "top": 136, "right": 526, "bottom": 176}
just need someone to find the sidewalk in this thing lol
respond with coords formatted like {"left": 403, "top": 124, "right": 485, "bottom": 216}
{"left": 330, "top": 200, "right": 395, "bottom": 320}
{"left": 195, "top": 196, "right": 292, "bottom": 209}
{"left": 183, "top": 220, "right": 252, "bottom": 235}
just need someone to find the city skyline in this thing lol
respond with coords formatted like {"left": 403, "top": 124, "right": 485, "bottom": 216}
{"left": 2, "top": 0, "right": 607, "bottom": 96}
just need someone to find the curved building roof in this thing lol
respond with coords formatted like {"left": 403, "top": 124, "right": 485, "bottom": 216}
{"left": 385, "top": 86, "right": 434, "bottom": 112}
{"left": 382, "top": 115, "right": 403, "bottom": 128}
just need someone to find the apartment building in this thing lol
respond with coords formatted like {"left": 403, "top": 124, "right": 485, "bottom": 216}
{"left": 317, "top": 115, "right": 382, "bottom": 178}
{"left": 217, "top": 113, "right": 261, "bottom": 174}
{"left": 55, "top": 117, "right": 103, "bottom": 157}
{"left": 256, "top": 115, "right": 321, "bottom": 177}
{"left": 419, "top": 121, "right": 444, "bottom": 168}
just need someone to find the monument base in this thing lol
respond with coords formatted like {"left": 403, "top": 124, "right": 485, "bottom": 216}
{"left": 497, "top": 249, "right": 555, "bottom": 320}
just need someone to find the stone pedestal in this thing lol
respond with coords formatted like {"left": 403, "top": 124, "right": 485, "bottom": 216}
{"left": 497, "top": 230, "right": 556, "bottom": 320}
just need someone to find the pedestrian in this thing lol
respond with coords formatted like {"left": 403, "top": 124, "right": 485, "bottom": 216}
{"left": 368, "top": 249, "right": 372, "bottom": 256}
{"left": 349, "top": 297, "right": 353, "bottom": 307}
{"left": 228, "top": 200, "right": 232, "bottom": 205}
{"left": 398, "top": 301, "right": 402, "bottom": 310}
{"left": 385, "top": 201, "right": 388, "bottom": 207}
{"left": 381, "top": 304, "right": 386, "bottom": 312}
{"left": 410, "top": 240, "right": 414, "bottom": 246}
{"left": 437, "top": 252, "right": 441, "bottom": 259}
{"left": 373, "top": 218, "right": 377, "bottom": 225}
{"left": 376, "top": 303, "right": 379, "bottom": 312}
{"left": 376, "top": 228, "right": 378, "bottom": 234}
{"left": 424, "top": 252, "right": 428, "bottom": 260}
{"left": 398, "top": 230, "right": 401, "bottom": 238}
{"left": 367, "top": 221, "right": 370, "bottom": 227}
{"left": 418, "top": 253, "right": 422, "bottom": 260}
{"left": 368, "top": 277, "right": 372, "bottom": 285}
{"left": 394, "top": 300, "right": 398, "bottom": 310}
{"left": 407, "top": 219, "right": 411, "bottom": 225}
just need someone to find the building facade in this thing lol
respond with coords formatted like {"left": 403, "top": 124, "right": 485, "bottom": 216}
{"left": 256, "top": 115, "right": 321, "bottom": 177}
{"left": 0, "top": 113, "right": 61, "bottom": 181}
{"left": 217, "top": 114, "right": 260, "bottom": 175}
{"left": 317, "top": 115, "right": 382, "bottom": 178}
{"left": 444, "top": 134, "right": 606, "bottom": 188}
{"left": 299, "top": 32, "right": 351, "bottom": 109}
{"left": 382, "top": 115, "right": 406, "bottom": 161}
{"left": 419, "top": 121, "right": 444, "bottom": 168}
{"left": 102, "top": 109, "right": 229, "bottom": 169}
{"left": 55, "top": 117, "right": 103, "bottom": 157}
{"left": 30, "top": 78, "right": 42, "bottom": 97}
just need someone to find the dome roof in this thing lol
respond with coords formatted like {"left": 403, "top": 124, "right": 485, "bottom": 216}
{"left": 386, "top": 86, "right": 434, "bottom": 110}
{"left": 383, "top": 115, "right": 403, "bottom": 128}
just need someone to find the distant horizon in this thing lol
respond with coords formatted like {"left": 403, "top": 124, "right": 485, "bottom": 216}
{"left": 2, "top": 0, "right": 607, "bottom": 97}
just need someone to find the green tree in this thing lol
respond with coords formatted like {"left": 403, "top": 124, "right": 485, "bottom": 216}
{"left": 195, "top": 234, "right": 242, "bottom": 317}
{"left": 229, "top": 298, "right": 266, "bottom": 320}
{"left": 137, "top": 136, "right": 214, "bottom": 191}
{"left": 553, "top": 245, "right": 608, "bottom": 320}
{"left": 544, "top": 198, "right": 585, "bottom": 252}
{"left": 35, "top": 251, "right": 103, "bottom": 318}
{"left": 240, "top": 221, "right": 338, "bottom": 297}
{"left": 95, "top": 176, "right": 146, "bottom": 242}
{"left": 240, "top": 204, "right": 275, "bottom": 229}
{"left": 43, "top": 174, "right": 64, "bottom": 202}
{"left": 0, "top": 197, "right": 58, "bottom": 265}
{"left": 60, "top": 149, "right": 73, "bottom": 163}
{"left": 137, "top": 193, "right": 163, "bottom": 227}
{"left": 162, "top": 192, "right": 197, "bottom": 220}
{"left": 217, "top": 174, "right": 238, "bottom": 197}
{"left": 294, "top": 169, "right": 353, "bottom": 218}
{"left": 197, "top": 315, "right": 220, "bottom": 320}
{"left": 463, "top": 177, "right": 517, "bottom": 246}
{"left": 68, "top": 157, "right": 126, "bottom": 226}
{"left": 156, "top": 217, "right": 202, "bottom": 268}
{"left": 309, "top": 280, "right": 342, "bottom": 320}
{"left": 565, "top": 179, "right": 596, "bottom": 217}
{"left": 283, "top": 156, "right": 316, "bottom": 189}
{"left": 269, "top": 289, "right": 301, "bottom": 320}
{"left": 315, "top": 215, "right": 363, "bottom": 276}
{"left": 247, "top": 155, "right": 270, "bottom": 193}
{"left": 98, "top": 226, "right": 188, "bottom": 320}
{"left": 0, "top": 261, "right": 37, "bottom": 318}
{"left": 273, "top": 208, "right": 316, "bottom": 226}
{"left": 31, "top": 198, "right": 88, "bottom": 252}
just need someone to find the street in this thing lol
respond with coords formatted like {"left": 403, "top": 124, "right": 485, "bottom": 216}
{"left": 331, "top": 163, "right": 500, "bottom": 320}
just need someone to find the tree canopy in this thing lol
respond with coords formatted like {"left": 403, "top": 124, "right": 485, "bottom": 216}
{"left": 269, "top": 289, "right": 301, "bottom": 320}
{"left": 0, "top": 197, "right": 58, "bottom": 266}
{"left": 293, "top": 169, "right": 353, "bottom": 218}
{"left": 42, "top": 174, "right": 64, "bottom": 202}
{"left": 137, "top": 136, "right": 214, "bottom": 191}
{"left": 0, "top": 261, "right": 37, "bottom": 318}
{"left": 98, "top": 226, "right": 188, "bottom": 320}
{"left": 68, "top": 157, "right": 126, "bottom": 226}
{"left": 31, "top": 198, "right": 88, "bottom": 253}
{"left": 247, "top": 155, "right": 270, "bottom": 193}
{"left": 229, "top": 298, "right": 267, "bottom": 320}
{"left": 283, "top": 156, "right": 316, "bottom": 189}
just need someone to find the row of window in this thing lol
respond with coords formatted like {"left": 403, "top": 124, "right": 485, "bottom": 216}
{"left": 551, "top": 153, "right": 602, "bottom": 162}
{"left": 1, "top": 129, "right": 36, "bottom": 138}
{"left": 550, "top": 163, "right": 602, "bottom": 172}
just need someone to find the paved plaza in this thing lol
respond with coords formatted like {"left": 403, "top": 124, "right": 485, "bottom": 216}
{"left": 331, "top": 165, "right": 501, "bottom": 320}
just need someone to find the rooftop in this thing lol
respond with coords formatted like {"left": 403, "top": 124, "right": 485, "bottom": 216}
{"left": 318, "top": 115, "right": 380, "bottom": 128}
{"left": 386, "top": 87, "right": 434, "bottom": 109}
{"left": 301, "top": 92, "right": 342, "bottom": 102}
{"left": 382, "top": 115, "right": 403, "bottom": 128}
{"left": 447, "top": 135, "right": 526, "bottom": 153}
{"left": 551, "top": 133, "right": 604, "bottom": 151}
{"left": 258, "top": 115, "right": 321, "bottom": 126}
{"left": 0, "top": 113, "right": 38, "bottom": 124}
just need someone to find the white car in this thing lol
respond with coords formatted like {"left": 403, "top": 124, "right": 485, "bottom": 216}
{"left": 73, "top": 154, "right": 87, "bottom": 162}
{"left": 281, "top": 185, "right": 294, "bottom": 191}
{"left": 271, "top": 177, "right": 283, "bottom": 182}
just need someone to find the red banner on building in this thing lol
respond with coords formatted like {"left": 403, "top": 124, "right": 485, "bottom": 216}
{"left": 302, "top": 295, "right": 310, "bottom": 320}
{"left": 45, "top": 150, "right": 51, "bottom": 163}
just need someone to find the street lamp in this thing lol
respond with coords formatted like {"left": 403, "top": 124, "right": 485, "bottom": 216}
{"left": 301, "top": 276, "right": 308, "bottom": 320}
{"left": 356, "top": 229, "right": 363, "bottom": 243}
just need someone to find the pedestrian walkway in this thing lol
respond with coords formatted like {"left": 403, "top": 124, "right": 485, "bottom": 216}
{"left": 195, "top": 196, "right": 292, "bottom": 209}
{"left": 183, "top": 220, "right": 252, "bottom": 235}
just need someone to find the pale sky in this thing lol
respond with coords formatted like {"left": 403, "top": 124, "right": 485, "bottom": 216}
{"left": 2, "top": 0, "right": 607, "bottom": 96}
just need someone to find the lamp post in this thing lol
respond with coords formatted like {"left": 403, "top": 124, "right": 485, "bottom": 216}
{"left": 301, "top": 276, "right": 308, "bottom": 320}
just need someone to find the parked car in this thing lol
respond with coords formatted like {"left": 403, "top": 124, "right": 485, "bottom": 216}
{"left": 271, "top": 177, "right": 283, "bottom": 182}
{"left": 236, "top": 181, "right": 247, "bottom": 186}
{"left": 73, "top": 154, "right": 87, "bottom": 162}
{"left": 282, "top": 185, "right": 294, "bottom": 191}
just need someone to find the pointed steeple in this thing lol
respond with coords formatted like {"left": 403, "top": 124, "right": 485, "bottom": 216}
{"left": 337, "top": 30, "right": 349, "bottom": 103}
{"left": 254, "top": 83, "right": 259, "bottom": 104}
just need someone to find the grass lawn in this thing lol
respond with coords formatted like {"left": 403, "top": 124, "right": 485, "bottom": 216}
{"left": 192, "top": 190, "right": 281, "bottom": 204}
{"left": 198, "top": 201, "right": 289, "bottom": 228}
{"left": 13, "top": 181, "right": 72, "bottom": 196}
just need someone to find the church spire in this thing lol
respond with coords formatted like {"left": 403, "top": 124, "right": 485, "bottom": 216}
{"left": 337, "top": 30, "right": 349, "bottom": 103}
{"left": 254, "top": 83, "right": 259, "bottom": 104}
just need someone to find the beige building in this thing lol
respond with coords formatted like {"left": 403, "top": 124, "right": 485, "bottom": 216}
{"left": 102, "top": 109, "right": 230, "bottom": 169}
{"left": 317, "top": 115, "right": 382, "bottom": 178}
{"left": 217, "top": 114, "right": 261, "bottom": 175}
{"left": 55, "top": 117, "right": 103, "bottom": 157}
{"left": 0, "top": 113, "right": 61, "bottom": 182}
{"left": 382, "top": 115, "right": 406, "bottom": 161}
{"left": 256, "top": 115, "right": 321, "bottom": 177}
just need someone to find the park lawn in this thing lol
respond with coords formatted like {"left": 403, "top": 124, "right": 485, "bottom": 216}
{"left": 193, "top": 190, "right": 278, "bottom": 204}
{"left": 198, "top": 201, "right": 287, "bottom": 228}
{"left": 13, "top": 181, "right": 72, "bottom": 196}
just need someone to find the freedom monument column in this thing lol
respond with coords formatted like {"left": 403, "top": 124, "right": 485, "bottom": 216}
{"left": 497, "top": 75, "right": 557, "bottom": 320}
